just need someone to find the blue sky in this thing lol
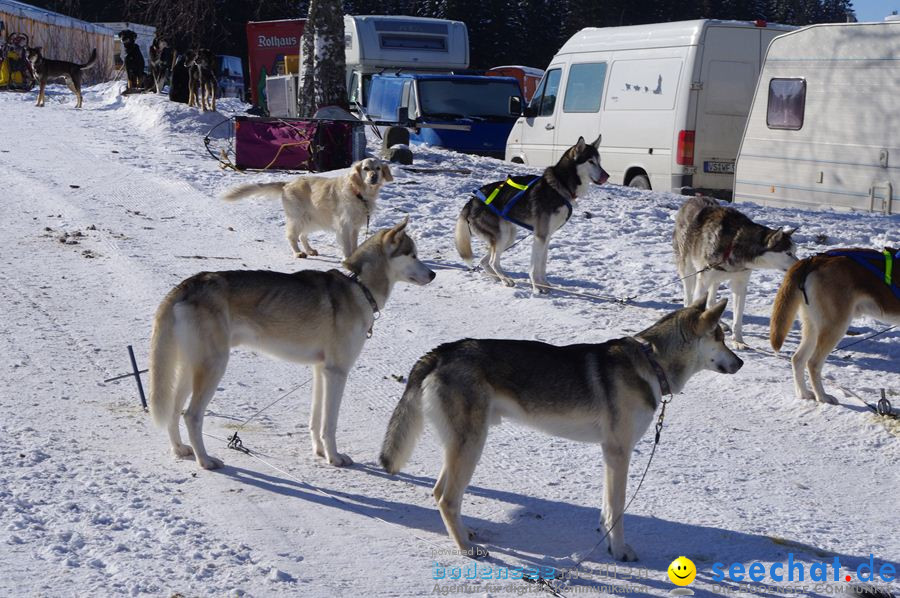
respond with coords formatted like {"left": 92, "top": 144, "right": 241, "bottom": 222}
{"left": 851, "top": 0, "right": 899, "bottom": 21}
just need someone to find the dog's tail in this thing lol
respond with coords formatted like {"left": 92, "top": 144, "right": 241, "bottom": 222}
{"left": 455, "top": 200, "right": 474, "bottom": 265}
{"left": 81, "top": 49, "right": 98, "bottom": 70}
{"left": 221, "top": 182, "right": 286, "bottom": 202}
{"left": 770, "top": 259, "right": 808, "bottom": 351}
{"left": 379, "top": 352, "right": 438, "bottom": 474}
{"left": 148, "top": 293, "right": 181, "bottom": 428}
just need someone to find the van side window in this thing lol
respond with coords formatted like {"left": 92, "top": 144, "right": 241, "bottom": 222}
{"left": 349, "top": 72, "right": 360, "bottom": 104}
{"left": 563, "top": 63, "right": 607, "bottom": 113}
{"left": 530, "top": 68, "right": 561, "bottom": 117}
{"left": 767, "top": 78, "right": 805, "bottom": 130}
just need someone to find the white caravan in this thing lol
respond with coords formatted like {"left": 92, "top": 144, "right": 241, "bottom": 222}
{"left": 733, "top": 22, "right": 900, "bottom": 214}
{"left": 505, "top": 20, "right": 792, "bottom": 198}
{"left": 344, "top": 15, "right": 469, "bottom": 108}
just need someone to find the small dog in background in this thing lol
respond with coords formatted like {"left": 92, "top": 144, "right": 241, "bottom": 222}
{"left": 187, "top": 48, "right": 217, "bottom": 111}
{"left": 26, "top": 47, "right": 97, "bottom": 108}
{"left": 148, "top": 36, "right": 175, "bottom": 93}
{"left": 771, "top": 249, "right": 900, "bottom": 404}
{"left": 118, "top": 30, "right": 145, "bottom": 91}
{"left": 673, "top": 195, "right": 798, "bottom": 348}
{"left": 222, "top": 158, "right": 394, "bottom": 259}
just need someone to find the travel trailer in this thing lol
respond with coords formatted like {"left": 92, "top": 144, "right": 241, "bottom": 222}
{"left": 733, "top": 22, "right": 899, "bottom": 213}
{"left": 505, "top": 20, "right": 793, "bottom": 198}
{"left": 345, "top": 15, "right": 469, "bottom": 108}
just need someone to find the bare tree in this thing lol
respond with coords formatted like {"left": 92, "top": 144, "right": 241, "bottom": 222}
{"left": 298, "top": 0, "right": 347, "bottom": 117}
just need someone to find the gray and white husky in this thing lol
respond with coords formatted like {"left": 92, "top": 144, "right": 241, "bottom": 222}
{"left": 673, "top": 196, "right": 798, "bottom": 348}
{"left": 380, "top": 299, "right": 743, "bottom": 561}
{"left": 455, "top": 136, "right": 609, "bottom": 293}
{"left": 148, "top": 218, "right": 435, "bottom": 470}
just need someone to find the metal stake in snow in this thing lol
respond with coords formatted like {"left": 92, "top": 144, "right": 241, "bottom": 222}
{"left": 103, "top": 345, "right": 148, "bottom": 411}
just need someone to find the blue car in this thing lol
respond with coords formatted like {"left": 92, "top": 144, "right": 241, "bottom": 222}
{"left": 366, "top": 73, "right": 522, "bottom": 158}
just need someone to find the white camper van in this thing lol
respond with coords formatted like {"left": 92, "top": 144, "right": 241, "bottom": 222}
{"left": 505, "top": 20, "right": 792, "bottom": 198}
{"left": 344, "top": 15, "right": 469, "bottom": 108}
{"left": 733, "top": 22, "right": 899, "bottom": 214}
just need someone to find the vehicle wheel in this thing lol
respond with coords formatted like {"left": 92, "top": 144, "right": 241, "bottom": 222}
{"left": 629, "top": 174, "right": 651, "bottom": 190}
{"left": 382, "top": 126, "right": 410, "bottom": 150}
{"left": 511, "top": 157, "right": 524, "bottom": 164}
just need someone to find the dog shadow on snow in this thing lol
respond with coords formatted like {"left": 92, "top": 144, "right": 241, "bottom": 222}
{"left": 220, "top": 464, "right": 895, "bottom": 598}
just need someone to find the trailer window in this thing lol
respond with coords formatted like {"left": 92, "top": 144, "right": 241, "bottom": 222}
{"left": 767, "top": 78, "right": 805, "bottom": 130}
{"left": 380, "top": 35, "right": 446, "bottom": 51}
{"left": 530, "top": 68, "right": 561, "bottom": 117}
{"left": 563, "top": 63, "right": 607, "bottom": 113}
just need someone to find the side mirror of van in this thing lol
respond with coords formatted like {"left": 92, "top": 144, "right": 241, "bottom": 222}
{"left": 509, "top": 96, "right": 522, "bottom": 115}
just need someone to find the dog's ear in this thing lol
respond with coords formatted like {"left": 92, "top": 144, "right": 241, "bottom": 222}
{"left": 592, "top": 134, "right": 601, "bottom": 148}
{"left": 766, "top": 229, "right": 786, "bottom": 249}
{"left": 697, "top": 299, "right": 728, "bottom": 334}
{"left": 380, "top": 162, "right": 394, "bottom": 183}
{"left": 689, "top": 297, "right": 707, "bottom": 311}
{"left": 783, "top": 225, "right": 799, "bottom": 236}
{"left": 348, "top": 162, "right": 364, "bottom": 196}
{"left": 575, "top": 136, "right": 586, "bottom": 152}
{"left": 383, "top": 216, "right": 409, "bottom": 251}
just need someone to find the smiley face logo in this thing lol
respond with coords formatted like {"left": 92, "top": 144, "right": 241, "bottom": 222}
{"left": 668, "top": 556, "right": 696, "bottom": 586}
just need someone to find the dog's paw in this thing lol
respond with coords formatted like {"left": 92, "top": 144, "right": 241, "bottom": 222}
{"left": 307, "top": 249, "right": 319, "bottom": 257}
{"left": 608, "top": 543, "right": 638, "bottom": 562}
{"left": 798, "top": 389, "right": 817, "bottom": 401}
{"left": 295, "top": 251, "right": 308, "bottom": 259}
{"left": 327, "top": 452, "right": 353, "bottom": 467}
{"left": 817, "top": 393, "right": 839, "bottom": 405}
{"left": 732, "top": 339, "right": 749, "bottom": 350}
{"left": 198, "top": 455, "right": 225, "bottom": 470}
{"left": 172, "top": 444, "right": 194, "bottom": 458}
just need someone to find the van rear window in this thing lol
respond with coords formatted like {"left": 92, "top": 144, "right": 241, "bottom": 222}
{"left": 380, "top": 34, "right": 446, "bottom": 51}
{"left": 767, "top": 78, "right": 805, "bottom": 130}
{"left": 563, "top": 63, "right": 607, "bottom": 113}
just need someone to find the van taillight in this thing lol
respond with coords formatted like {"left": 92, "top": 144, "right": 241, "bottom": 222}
{"left": 754, "top": 19, "right": 767, "bottom": 27}
{"left": 677, "top": 130, "right": 695, "bottom": 166}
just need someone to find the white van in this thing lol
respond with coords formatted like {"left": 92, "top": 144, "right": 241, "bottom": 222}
{"left": 344, "top": 15, "right": 469, "bottom": 108}
{"left": 733, "top": 22, "right": 899, "bottom": 214}
{"left": 505, "top": 20, "right": 792, "bottom": 198}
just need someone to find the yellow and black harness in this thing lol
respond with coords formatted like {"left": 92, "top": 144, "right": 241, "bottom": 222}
{"left": 800, "top": 248, "right": 900, "bottom": 303}
{"left": 473, "top": 175, "right": 572, "bottom": 231}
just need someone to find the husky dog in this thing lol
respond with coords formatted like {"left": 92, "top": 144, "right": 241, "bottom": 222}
{"left": 186, "top": 48, "right": 216, "bottom": 111}
{"left": 771, "top": 250, "right": 900, "bottom": 404}
{"left": 455, "top": 136, "right": 609, "bottom": 293}
{"left": 119, "top": 30, "right": 145, "bottom": 90}
{"left": 223, "top": 158, "right": 393, "bottom": 259}
{"left": 26, "top": 47, "right": 97, "bottom": 108}
{"left": 673, "top": 196, "right": 798, "bottom": 348}
{"left": 148, "top": 219, "right": 435, "bottom": 470}
{"left": 380, "top": 300, "right": 742, "bottom": 560}
{"left": 148, "top": 36, "right": 175, "bottom": 93}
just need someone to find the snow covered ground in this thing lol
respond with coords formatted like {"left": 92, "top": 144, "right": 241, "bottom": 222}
{"left": 0, "top": 83, "right": 897, "bottom": 598}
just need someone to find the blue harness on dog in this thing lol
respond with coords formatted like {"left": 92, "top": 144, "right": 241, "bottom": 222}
{"left": 824, "top": 248, "right": 900, "bottom": 299}
{"left": 473, "top": 175, "right": 571, "bottom": 232}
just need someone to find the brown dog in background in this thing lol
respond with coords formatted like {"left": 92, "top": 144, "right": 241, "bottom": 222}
{"left": 26, "top": 47, "right": 97, "bottom": 108}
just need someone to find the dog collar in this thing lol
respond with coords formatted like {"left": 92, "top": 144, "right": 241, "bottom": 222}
{"left": 636, "top": 339, "right": 672, "bottom": 397}
{"left": 348, "top": 272, "right": 379, "bottom": 312}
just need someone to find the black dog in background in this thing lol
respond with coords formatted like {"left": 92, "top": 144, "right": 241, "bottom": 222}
{"left": 149, "top": 36, "right": 175, "bottom": 93}
{"left": 168, "top": 50, "right": 193, "bottom": 104}
{"left": 118, "top": 30, "right": 145, "bottom": 91}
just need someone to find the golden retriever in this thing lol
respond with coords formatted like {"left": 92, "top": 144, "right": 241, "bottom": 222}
{"left": 222, "top": 158, "right": 393, "bottom": 258}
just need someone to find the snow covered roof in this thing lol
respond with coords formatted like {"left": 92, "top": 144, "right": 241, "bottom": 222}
{"left": 0, "top": 0, "right": 114, "bottom": 36}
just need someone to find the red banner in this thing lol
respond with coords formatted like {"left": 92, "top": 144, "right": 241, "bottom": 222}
{"left": 246, "top": 19, "right": 305, "bottom": 107}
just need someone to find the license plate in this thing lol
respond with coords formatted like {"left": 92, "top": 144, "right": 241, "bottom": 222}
{"left": 704, "top": 160, "right": 734, "bottom": 174}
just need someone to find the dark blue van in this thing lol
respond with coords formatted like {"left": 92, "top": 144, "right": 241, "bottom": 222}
{"left": 366, "top": 73, "right": 522, "bottom": 158}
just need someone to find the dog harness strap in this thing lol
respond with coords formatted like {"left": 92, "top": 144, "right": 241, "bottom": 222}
{"left": 636, "top": 339, "right": 672, "bottom": 398}
{"left": 825, "top": 248, "right": 900, "bottom": 298}
{"left": 473, "top": 176, "right": 541, "bottom": 232}
{"left": 885, "top": 249, "right": 893, "bottom": 286}
{"left": 335, "top": 270, "right": 379, "bottom": 337}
